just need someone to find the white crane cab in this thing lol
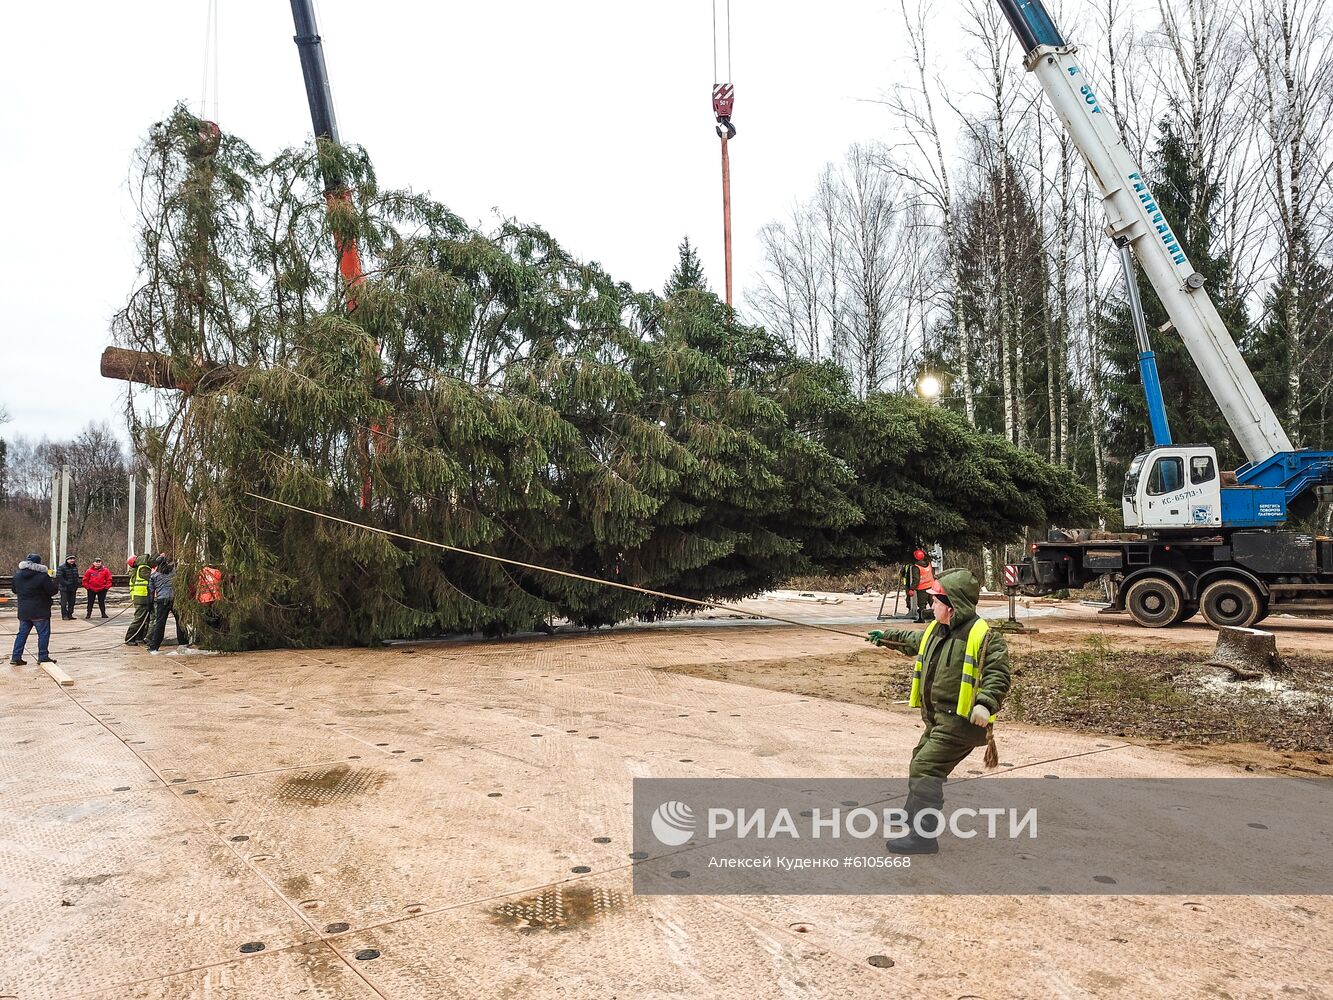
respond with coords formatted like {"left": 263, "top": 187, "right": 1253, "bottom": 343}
{"left": 1122, "top": 447, "right": 1222, "bottom": 530}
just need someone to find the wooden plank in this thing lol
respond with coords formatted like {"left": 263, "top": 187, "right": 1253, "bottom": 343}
{"left": 41, "top": 661, "right": 74, "bottom": 687}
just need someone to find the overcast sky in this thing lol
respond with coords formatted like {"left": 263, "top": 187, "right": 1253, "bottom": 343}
{"left": 1, "top": 0, "right": 907, "bottom": 443}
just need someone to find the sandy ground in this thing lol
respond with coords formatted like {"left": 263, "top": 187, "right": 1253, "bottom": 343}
{"left": 648, "top": 593, "right": 1333, "bottom": 777}
{"left": 2, "top": 604, "right": 1331, "bottom": 999}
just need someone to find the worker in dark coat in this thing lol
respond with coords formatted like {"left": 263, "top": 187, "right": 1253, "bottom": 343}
{"left": 10, "top": 554, "right": 59, "bottom": 665}
{"left": 868, "top": 569, "right": 1011, "bottom": 854}
{"left": 146, "top": 556, "right": 186, "bottom": 654}
{"left": 55, "top": 555, "right": 81, "bottom": 620}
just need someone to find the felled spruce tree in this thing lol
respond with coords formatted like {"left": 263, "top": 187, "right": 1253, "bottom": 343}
{"left": 113, "top": 108, "right": 1098, "bottom": 649}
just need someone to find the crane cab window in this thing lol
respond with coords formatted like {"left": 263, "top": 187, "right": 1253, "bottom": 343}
{"left": 1147, "top": 456, "right": 1183, "bottom": 495}
{"left": 1190, "top": 455, "right": 1216, "bottom": 485}
{"left": 1124, "top": 454, "right": 1146, "bottom": 498}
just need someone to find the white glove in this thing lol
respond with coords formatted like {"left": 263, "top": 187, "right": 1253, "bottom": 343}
{"left": 970, "top": 704, "right": 992, "bottom": 727}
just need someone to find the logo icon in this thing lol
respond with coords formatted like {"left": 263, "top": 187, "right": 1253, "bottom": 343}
{"left": 650, "top": 800, "right": 696, "bottom": 846}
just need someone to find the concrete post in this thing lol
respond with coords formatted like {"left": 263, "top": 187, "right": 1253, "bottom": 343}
{"left": 143, "top": 467, "right": 155, "bottom": 555}
{"left": 126, "top": 474, "right": 137, "bottom": 563}
{"left": 48, "top": 470, "right": 59, "bottom": 566}
{"left": 58, "top": 466, "right": 71, "bottom": 565}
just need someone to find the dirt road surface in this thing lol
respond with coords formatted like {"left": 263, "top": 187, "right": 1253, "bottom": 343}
{"left": 1, "top": 605, "right": 1329, "bottom": 998}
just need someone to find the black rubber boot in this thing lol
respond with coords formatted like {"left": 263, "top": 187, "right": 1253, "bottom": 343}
{"left": 886, "top": 800, "right": 940, "bottom": 855}
{"left": 886, "top": 830, "right": 939, "bottom": 855}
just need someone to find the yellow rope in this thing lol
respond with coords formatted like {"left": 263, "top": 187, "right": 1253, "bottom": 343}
{"left": 244, "top": 492, "right": 876, "bottom": 641}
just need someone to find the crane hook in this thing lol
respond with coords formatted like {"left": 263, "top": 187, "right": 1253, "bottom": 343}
{"left": 712, "top": 83, "right": 736, "bottom": 140}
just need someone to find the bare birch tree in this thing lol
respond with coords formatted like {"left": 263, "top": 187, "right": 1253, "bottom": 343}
{"left": 962, "top": 0, "right": 1030, "bottom": 446}
{"left": 1245, "top": 0, "right": 1333, "bottom": 440}
{"left": 751, "top": 146, "right": 918, "bottom": 397}
{"left": 885, "top": 0, "right": 978, "bottom": 423}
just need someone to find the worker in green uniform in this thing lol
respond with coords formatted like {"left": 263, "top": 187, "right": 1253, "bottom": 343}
{"left": 124, "top": 553, "right": 154, "bottom": 645}
{"left": 868, "top": 568, "right": 1011, "bottom": 854}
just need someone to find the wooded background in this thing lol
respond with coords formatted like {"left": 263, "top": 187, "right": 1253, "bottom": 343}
{"left": 749, "top": 0, "right": 1333, "bottom": 495}
{"left": 0, "top": 419, "right": 131, "bottom": 569}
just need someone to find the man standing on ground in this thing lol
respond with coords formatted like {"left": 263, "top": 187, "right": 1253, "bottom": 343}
{"left": 125, "top": 554, "right": 153, "bottom": 644}
{"left": 146, "top": 556, "right": 185, "bottom": 655}
{"left": 55, "top": 555, "right": 80, "bottom": 620}
{"left": 10, "top": 554, "right": 59, "bottom": 666}
{"left": 82, "top": 558, "right": 113, "bottom": 619}
{"left": 868, "top": 569, "right": 1011, "bottom": 854}
{"left": 910, "top": 548, "right": 935, "bottom": 623}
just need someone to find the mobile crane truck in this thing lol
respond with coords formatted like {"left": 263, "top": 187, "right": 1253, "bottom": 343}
{"left": 1000, "top": 0, "right": 1333, "bottom": 628}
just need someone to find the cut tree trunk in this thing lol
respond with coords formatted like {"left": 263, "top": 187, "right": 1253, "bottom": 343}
{"left": 101, "top": 347, "right": 394, "bottom": 402}
{"left": 1205, "top": 626, "right": 1286, "bottom": 680}
{"left": 100, "top": 346, "right": 242, "bottom": 393}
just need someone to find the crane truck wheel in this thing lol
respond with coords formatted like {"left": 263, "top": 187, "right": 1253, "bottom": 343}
{"left": 1200, "top": 579, "right": 1263, "bottom": 629}
{"left": 1124, "top": 576, "right": 1183, "bottom": 628}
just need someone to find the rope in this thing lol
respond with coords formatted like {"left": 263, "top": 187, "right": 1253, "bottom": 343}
{"left": 727, "top": 0, "right": 733, "bottom": 84}
{"left": 244, "top": 492, "right": 874, "bottom": 642}
{"left": 711, "top": 0, "right": 732, "bottom": 83}
{"left": 58, "top": 604, "right": 131, "bottom": 635}
{"left": 213, "top": 0, "right": 220, "bottom": 123}
{"left": 198, "top": 0, "right": 220, "bottom": 122}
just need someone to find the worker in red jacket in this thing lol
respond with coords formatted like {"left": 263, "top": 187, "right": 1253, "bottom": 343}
{"left": 81, "top": 558, "right": 113, "bottom": 619}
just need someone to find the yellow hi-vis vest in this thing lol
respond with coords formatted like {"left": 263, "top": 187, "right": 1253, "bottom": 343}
{"left": 908, "top": 617, "right": 995, "bottom": 721}
{"left": 130, "top": 564, "right": 151, "bottom": 600}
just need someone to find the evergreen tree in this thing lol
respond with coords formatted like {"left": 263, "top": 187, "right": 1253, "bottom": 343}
{"left": 1100, "top": 119, "right": 1250, "bottom": 473}
{"left": 1248, "top": 237, "right": 1333, "bottom": 450}
{"left": 664, "top": 237, "right": 709, "bottom": 297}
{"left": 822, "top": 391, "right": 1102, "bottom": 557}
{"left": 113, "top": 108, "right": 1099, "bottom": 649}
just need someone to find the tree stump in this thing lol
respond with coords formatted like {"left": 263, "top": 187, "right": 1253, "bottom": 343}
{"left": 1205, "top": 626, "right": 1285, "bottom": 680}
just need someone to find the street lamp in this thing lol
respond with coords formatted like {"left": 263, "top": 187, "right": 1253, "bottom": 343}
{"left": 916, "top": 373, "right": 942, "bottom": 402}
{"left": 911, "top": 376, "right": 944, "bottom": 603}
